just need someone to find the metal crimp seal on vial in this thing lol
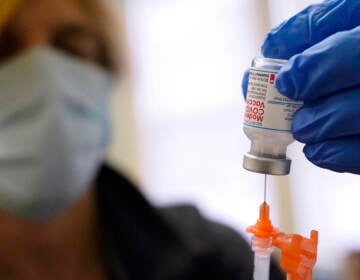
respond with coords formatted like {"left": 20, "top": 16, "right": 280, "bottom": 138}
{"left": 243, "top": 153, "right": 291, "bottom": 175}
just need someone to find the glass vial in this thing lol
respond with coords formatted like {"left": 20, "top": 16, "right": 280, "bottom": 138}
{"left": 243, "top": 57, "right": 302, "bottom": 175}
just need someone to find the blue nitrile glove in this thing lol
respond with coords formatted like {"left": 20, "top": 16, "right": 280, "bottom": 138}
{"left": 256, "top": 0, "right": 360, "bottom": 174}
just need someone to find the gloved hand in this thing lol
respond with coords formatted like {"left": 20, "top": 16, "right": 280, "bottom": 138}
{"left": 243, "top": 0, "right": 360, "bottom": 174}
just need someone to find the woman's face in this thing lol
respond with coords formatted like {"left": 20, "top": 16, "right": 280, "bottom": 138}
{"left": 0, "top": 0, "right": 108, "bottom": 67}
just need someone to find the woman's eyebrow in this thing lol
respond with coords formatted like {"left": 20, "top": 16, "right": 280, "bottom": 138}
{"left": 52, "top": 23, "right": 111, "bottom": 69}
{"left": 53, "top": 24, "right": 103, "bottom": 43}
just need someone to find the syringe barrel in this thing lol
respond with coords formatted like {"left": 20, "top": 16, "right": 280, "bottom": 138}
{"left": 252, "top": 236, "right": 273, "bottom": 280}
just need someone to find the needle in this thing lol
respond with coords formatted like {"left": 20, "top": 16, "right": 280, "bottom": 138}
{"left": 264, "top": 174, "right": 267, "bottom": 202}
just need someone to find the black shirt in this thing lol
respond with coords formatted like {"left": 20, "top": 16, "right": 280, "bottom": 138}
{"left": 96, "top": 165, "right": 285, "bottom": 279}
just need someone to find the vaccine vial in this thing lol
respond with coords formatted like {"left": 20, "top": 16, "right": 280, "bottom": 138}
{"left": 243, "top": 57, "right": 303, "bottom": 175}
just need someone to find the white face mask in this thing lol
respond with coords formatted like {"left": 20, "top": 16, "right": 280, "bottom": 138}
{"left": 0, "top": 47, "right": 112, "bottom": 221}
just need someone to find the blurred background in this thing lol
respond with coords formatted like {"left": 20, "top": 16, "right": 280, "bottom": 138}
{"left": 108, "top": 0, "right": 360, "bottom": 279}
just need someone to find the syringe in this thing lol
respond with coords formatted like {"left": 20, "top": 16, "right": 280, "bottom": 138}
{"left": 252, "top": 175, "right": 270, "bottom": 280}
{"left": 247, "top": 201, "right": 278, "bottom": 280}
{"left": 252, "top": 174, "right": 271, "bottom": 280}
{"left": 247, "top": 197, "right": 319, "bottom": 280}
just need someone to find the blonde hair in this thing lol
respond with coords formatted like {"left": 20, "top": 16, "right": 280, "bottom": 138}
{"left": 0, "top": 0, "right": 22, "bottom": 30}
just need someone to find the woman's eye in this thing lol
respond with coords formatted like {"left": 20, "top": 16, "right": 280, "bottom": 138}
{"left": 0, "top": 24, "right": 111, "bottom": 69}
{"left": 52, "top": 25, "right": 107, "bottom": 67}
{"left": 0, "top": 28, "right": 22, "bottom": 61}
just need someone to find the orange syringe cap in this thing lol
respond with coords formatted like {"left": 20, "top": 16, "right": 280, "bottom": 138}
{"left": 247, "top": 202, "right": 279, "bottom": 239}
{"left": 273, "top": 230, "right": 318, "bottom": 280}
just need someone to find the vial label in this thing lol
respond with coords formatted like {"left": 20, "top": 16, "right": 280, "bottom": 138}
{"left": 244, "top": 68, "right": 303, "bottom": 132}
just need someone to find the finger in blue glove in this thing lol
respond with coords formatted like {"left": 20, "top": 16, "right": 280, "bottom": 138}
{"left": 262, "top": 0, "right": 360, "bottom": 59}
{"left": 275, "top": 25, "right": 360, "bottom": 102}
{"left": 304, "top": 137, "right": 360, "bottom": 174}
{"left": 241, "top": 69, "right": 250, "bottom": 99}
{"left": 292, "top": 88, "right": 360, "bottom": 144}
